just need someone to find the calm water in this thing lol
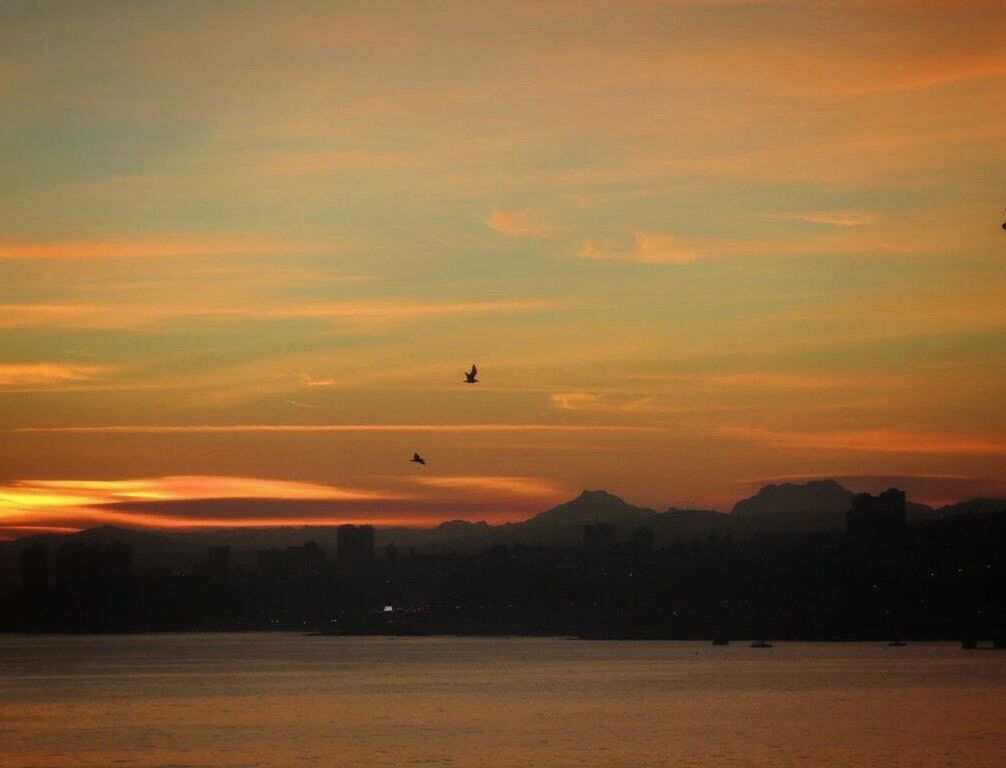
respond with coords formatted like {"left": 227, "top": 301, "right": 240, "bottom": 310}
{"left": 2, "top": 635, "right": 1005, "bottom": 767}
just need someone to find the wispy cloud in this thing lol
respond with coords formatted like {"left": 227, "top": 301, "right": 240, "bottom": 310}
{"left": 407, "top": 475, "right": 565, "bottom": 497}
{"left": 0, "top": 475, "right": 412, "bottom": 534}
{"left": 485, "top": 209, "right": 548, "bottom": 237}
{"left": 15, "top": 423, "right": 661, "bottom": 434}
{"left": 0, "top": 363, "right": 113, "bottom": 387}
{"left": 764, "top": 212, "right": 873, "bottom": 227}
{"left": 0, "top": 300, "right": 549, "bottom": 329}
{"left": 0, "top": 474, "right": 566, "bottom": 534}
{"left": 720, "top": 426, "right": 1006, "bottom": 455}
{"left": 14, "top": 475, "right": 397, "bottom": 502}
{"left": 549, "top": 392, "right": 680, "bottom": 414}
{"left": 0, "top": 238, "right": 289, "bottom": 260}
{"left": 578, "top": 232, "right": 698, "bottom": 264}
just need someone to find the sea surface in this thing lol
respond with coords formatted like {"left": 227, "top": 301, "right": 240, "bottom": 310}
{"left": 2, "top": 634, "right": 1005, "bottom": 767}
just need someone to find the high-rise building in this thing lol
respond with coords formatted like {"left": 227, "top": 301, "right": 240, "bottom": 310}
{"left": 847, "top": 488, "right": 907, "bottom": 552}
{"left": 256, "top": 541, "right": 325, "bottom": 578}
{"left": 337, "top": 525, "right": 375, "bottom": 562}
{"left": 194, "top": 545, "right": 231, "bottom": 579}
{"left": 19, "top": 543, "right": 48, "bottom": 592}
{"left": 55, "top": 542, "right": 133, "bottom": 587}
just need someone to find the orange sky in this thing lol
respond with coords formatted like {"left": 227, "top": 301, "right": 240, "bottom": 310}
{"left": 1, "top": 1, "right": 1005, "bottom": 537}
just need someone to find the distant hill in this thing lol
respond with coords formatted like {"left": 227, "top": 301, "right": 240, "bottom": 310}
{"left": 728, "top": 480, "right": 852, "bottom": 534}
{"left": 524, "top": 490, "right": 656, "bottom": 528}
{"left": 4, "top": 484, "right": 1004, "bottom": 591}
{"left": 934, "top": 498, "right": 1006, "bottom": 518}
{"left": 729, "top": 479, "right": 936, "bottom": 533}
{"left": 732, "top": 480, "right": 853, "bottom": 517}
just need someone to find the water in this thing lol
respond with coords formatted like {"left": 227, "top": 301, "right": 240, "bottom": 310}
{"left": 2, "top": 635, "right": 1005, "bottom": 767}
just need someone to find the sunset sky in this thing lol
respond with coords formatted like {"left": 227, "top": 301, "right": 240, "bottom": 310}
{"left": 2, "top": 0, "right": 1005, "bottom": 537}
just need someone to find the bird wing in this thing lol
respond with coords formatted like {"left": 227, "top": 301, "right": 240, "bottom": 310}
{"left": 470, "top": 364, "right": 477, "bottom": 376}
{"left": 412, "top": 453, "right": 421, "bottom": 461}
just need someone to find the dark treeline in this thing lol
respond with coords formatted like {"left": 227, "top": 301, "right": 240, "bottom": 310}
{"left": 3, "top": 499, "right": 1005, "bottom": 641}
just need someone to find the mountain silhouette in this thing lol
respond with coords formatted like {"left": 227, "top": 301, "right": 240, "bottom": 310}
{"left": 935, "top": 497, "right": 1006, "bottom": 518}
{"left": 524, "top": 490, "right": 656, "bottom": 528}
{"left": 3, "top": 484, "right": 1001, "bottom": 589}
{"left": 730, "top": 479, "right": 938, "bottom": 533}
{"left": 732, "top": 480, "right": 854, "bottom": 516}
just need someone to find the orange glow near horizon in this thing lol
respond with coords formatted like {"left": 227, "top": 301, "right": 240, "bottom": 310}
{"left": 0, "top": 0, "right": 1004, "bottom": 537}
{"left": 0, "top": 474, "right": 569, "bottom": 537}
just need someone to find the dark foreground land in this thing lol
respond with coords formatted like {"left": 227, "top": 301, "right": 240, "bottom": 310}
{"left": 3, "top": 509, "right": 1004, "bottom": 640}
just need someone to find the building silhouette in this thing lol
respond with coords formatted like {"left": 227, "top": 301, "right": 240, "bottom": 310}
{"left": 337, "top": 525, "right": 375, "bottom": 562}
{"left": 631, "top": 527, "right": 656, "bottom": 551}
{"left": 256, "top": 541, "right": 325, "bottom": 578}
{"left": 55, "top": 542, "right": 132, "bottom": 587}
{"left": 582, "top": 523, "right": 617, "bottom": 551}
{"left": 19, "top": 543, "right": 48, "bottom": 592}
{"left": 847, "top": 488, "right": 907, "bottom": 551}
{"left": 194, "top": 545, "right": 231, "bottom": 579}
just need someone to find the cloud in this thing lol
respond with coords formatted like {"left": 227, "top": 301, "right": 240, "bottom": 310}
{"left": 0, "top": 475, "right": 412, "bottom": 534}
{"left": 0, "top": 475, "right": 562, "bottom": 534}
{"left": 764, "top": 212, "right": 873, "bottom": 227}
{"left": 300, "top": 373, "right": 335, "bottom": 388}
{"left": 719, "top": 426, "right": 1006, "bottom": 455}
{"left": 15, "top": 423, "right": 661, "bottom": 434}
{"left": 485, "top": 209, "right": 547, "bottom": 237}
{"left": 0, "top": 238, "right": 288, "bottom": 260}
{"left": 14, "top": 475, "right": 397, "bottom": 502}
{"left": 549, "top": 392, "right": 675, "bottom": 414}
{"left": 0, "top": 299, "right": 549, "bottom": 329}
{"left": 578, "top": 232, "right": 698, "bottom": 264}
{"left": 0, "top": 363, "right": 113, "bottom": 387}
{"left": 408, "top": 475, "right": 565, "bottom": 497}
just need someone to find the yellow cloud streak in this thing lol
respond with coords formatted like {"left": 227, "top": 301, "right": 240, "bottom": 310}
{"left": 0, "top": 238, "right": 292, "bottom": 260}
{"left": 0, "top": 300, "right": 549, "bottom": 329}
{"left": 407, "top": 475, "right": 565, "bottom": 497}
{"left": 14, "top": 423, "right": 661, "bottom": 434}
{"left": 0, "top": 363, "right": 114, "bottom": 386}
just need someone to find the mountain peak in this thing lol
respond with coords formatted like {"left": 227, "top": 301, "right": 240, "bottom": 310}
{"left": 525, "top": 490, "right": 655, "bottom": 528}
{"left": 732, "top": 479, "right": 854, "bottom": 516}
{"left": 576, "top": 489, "right": 620, "bottom": 501}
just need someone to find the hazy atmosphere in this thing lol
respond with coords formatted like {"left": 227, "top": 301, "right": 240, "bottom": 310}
{"left": 2, "top": 0, "right": 1005, "bottom": 537}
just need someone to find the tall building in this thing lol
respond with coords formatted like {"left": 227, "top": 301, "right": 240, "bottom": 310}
{"left": 256, "top": 541, "right": 325, "bottom": 578}
{"left": 55, "top": 542, "right": 133, "bottom": 587}
{"left": 582, "top": 523, "right": 617, "bottom": 551}
{"left": 337, "top": 525, "right": 375, "bottom": 562}
{"left": 19, "top": 543, "right": 48, "bottom": 592}
{"left": 847, "top": 488, "right": 907, "bottom": 552}
{"left": 194, "top": 545, "right": 231, "bottom": 579}
{"left": 630, "top": 527, "right": 655, "bottom": 551}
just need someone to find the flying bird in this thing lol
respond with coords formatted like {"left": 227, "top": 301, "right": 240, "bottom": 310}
{"left": 464, "top": 364, "right": 478, "bottom": 384}
{"left": 410, "top": 452, "right": 426, "bottom": 465}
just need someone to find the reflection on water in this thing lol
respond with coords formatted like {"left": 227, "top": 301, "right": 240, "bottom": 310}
{"left": 2, "top": 635, "right": 1005, "bottom": 767}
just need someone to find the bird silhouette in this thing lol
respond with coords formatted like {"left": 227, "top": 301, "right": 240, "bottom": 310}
{"left": 464, "top": 363, "right": 478, "bottom": 384}
{"left": 410, "top": 452, "right": 426, "bottom": 465}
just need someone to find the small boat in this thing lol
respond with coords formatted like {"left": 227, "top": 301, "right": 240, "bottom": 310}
{"left": 963, "top": 638, "right": 1006, "bottom": 650}
{"left": 750, "top": 640, "right": 772, "bottom": 648}
{"left": 712, "top": 638, "right": 730, "bottom": 646}
{"left": 888, "top": 640, "right": 907, "bottom": 647}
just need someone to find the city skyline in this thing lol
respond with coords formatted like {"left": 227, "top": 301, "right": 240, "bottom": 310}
{"left": 2, "top": 1, "right": 1006, "bottom": 537}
